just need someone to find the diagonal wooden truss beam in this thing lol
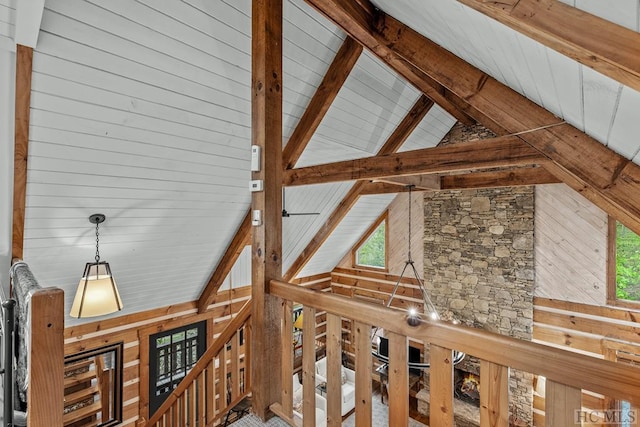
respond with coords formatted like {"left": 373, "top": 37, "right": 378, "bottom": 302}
{"left": 283, "top": 94, "right": 435, "bottom": 280}
{"left": 305, "top": 0, "right": 640, "bottom": 236}
{"left": 283, "top": 135, "right": 546, "bottom": 186}
{"left": 198, "top": 34, "right": 363, "bottom": 309}
{"left": 12, "top": 45, "right": 34, "bottom": 262}
{"left": 458, "top": 0, "right": 640, "bottom": 94}
{"left": 197, "top": 210, "right": 251, "bottom": 313}
{"left": 282, "top": 36, "right": 362, "bottom": 169}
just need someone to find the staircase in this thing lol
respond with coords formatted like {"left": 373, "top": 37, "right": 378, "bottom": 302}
{"left": 146, "top": 301, "right": 252, "bottom": 426}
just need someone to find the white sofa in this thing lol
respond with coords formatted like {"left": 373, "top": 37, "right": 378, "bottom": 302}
{"left": 292, "top": 374, "right": 327, "bottom": 427}
{"left": 314, "top": 357, "right": 356, "bottom": 416}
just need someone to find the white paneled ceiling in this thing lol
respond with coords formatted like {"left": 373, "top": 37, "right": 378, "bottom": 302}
{"left": 298, "top": 193, "right": 396, "bottom": 278}
{"left": 13, "top": 0, "right": 448, "bottom": 325}
{"left": 372, "top": 0, "right": 640, "bottom": 163}
{"left": 2, "top": 0, "right": 636, "bottom": 325}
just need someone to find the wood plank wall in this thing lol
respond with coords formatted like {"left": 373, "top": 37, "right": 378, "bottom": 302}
{"left": 533, "top": 297, "right": 640, "bottom": 426}
{"left": 535, "top": 184, "right": 608, "bottom": 305}
{"left": 63, "top": 286, "right": 250, "bottom": 426}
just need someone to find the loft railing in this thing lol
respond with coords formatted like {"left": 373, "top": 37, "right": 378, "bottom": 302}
{"left": 269, "top": 279, "right": 640, "bottom": 427}
{"left": 146, "top": 301, "right": 251, "bottom": 427}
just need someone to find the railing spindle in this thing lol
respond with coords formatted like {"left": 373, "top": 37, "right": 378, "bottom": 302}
{"left": 480, "top": 360, "right": 509, "bottom": 427}
{"left": 354, "top": 320, "right": 373, "bottom": 427}
{"left": 388, "top": 331, "right": 409, "bottom": 426}
{"left": 326, "top": 313, "right": 343, "bottom": 427}
{"left": 429, "top": 344, "right": 454, "bottom": 427}
{"left": 302, "top": 306, "right": 318, "bottom": 427}
{"left": 282, "top": 301, "right": 294, "bottom": 416}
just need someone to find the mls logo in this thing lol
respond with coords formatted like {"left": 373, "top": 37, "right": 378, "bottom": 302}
{"left": 575, "top": 409, "right": 638, "bottom": 425}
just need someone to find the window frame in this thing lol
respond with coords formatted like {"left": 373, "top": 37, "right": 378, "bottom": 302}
{"left": 146, "top": 320, "right": 207, "bottom": 417}
{"left": 351, "top": 211, "right": 389, "bottom": 271}
{"left": 607, "top": 216, "right": 640, "bottom": 309}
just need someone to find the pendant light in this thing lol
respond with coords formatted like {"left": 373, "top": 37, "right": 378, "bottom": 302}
{"left": 70, "top": 214, "right": 123, "bottom": 318}
{"left": 372, "top": 186, "right": 465, "bottom": 368}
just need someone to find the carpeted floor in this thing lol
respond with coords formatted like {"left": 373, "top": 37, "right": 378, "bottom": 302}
{"left": 228, "top": 394, "right": 427, "bottom": 426}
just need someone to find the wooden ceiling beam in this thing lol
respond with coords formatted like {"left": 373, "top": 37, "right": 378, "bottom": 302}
{"left": 306, "top": 0, "right": 640, "bottom": 236}
{"left": 377, "top": 95, "right": 433, "bottom": 155}
{"left": 12, "top": 45, "right": 34, "bottom": 262}
{"left": 458, "top": 0, "right": 640, "bottom": 93}
{"left": 440, "top": 167, "right": 561, "bottom": 190}
{"left": 283, "top": 136, "right": 545, "bottom": 187}
{"left": 197, "top": 36, "right": 362, "bottom": 309}
{"left": 304, "top": 0, "right": 475, "bottom": 125}
{"left": 283, "top": 88, "right": 433, "bottom": 280}
{"left": 197, "top": 210, "right": 251, "bottom": 313}
{"left": 282, "top": 36, "right": 362, "bottom": 169}
{"left": 283, "top": 181, "right": 365, "bottom": 281}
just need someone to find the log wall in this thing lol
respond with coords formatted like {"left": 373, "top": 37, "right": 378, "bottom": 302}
{"left": 63, "top": 286, "right": 250, "bottom": 426}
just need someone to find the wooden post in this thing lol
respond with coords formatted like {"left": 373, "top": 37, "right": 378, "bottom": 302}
{"left": 388, "top": 331, "right": 409, "bottom": 426}
{"left": 480, "top": 360, "right": 509, "bottom": 427}
{"left": 12, "top": 44, "right": 33, "bottom": 261}
{"left": 302, "top": 306, "right": 318, "bottom": 427}
{"left": 430, "top": 344, "right": 454, "bottom": 427}
{"left": 27, "top": 288, "right": 64, "bottom": 427}
{"left": 354, "top": 320, "right": 372, "bottom": 427}
{"left": 545, "top": 380, "right": 581, "bottom": 427}
{"left": 282, "top": 301, "right": 294, "bottom": 416}
{"left": 251, "top": 0, "right": 283, "bottom": 420}
{"left": 326, "top": 313, "right": 342, "bottom": 427}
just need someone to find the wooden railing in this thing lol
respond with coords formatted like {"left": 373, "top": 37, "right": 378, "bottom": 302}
{"left": 269, "top": 280, "right": 640, "bottom": 427}
{"left": 146, "top": 301, "right": 252, "bottom": 426}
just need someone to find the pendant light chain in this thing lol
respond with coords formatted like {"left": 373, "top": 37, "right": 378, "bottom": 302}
{"left": 95, "top": 221, "right": 101, "bottom": 263}
{"left": 407, "top": 184, "right": 413, "bottom": 263}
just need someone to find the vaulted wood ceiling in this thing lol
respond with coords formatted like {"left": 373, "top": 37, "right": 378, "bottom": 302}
{"left": 2, "top": 0, "right": 639, "bottom": 324}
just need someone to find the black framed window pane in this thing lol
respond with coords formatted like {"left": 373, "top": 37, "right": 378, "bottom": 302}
{"left": 149, "top": 321, "right": 206, "bottom": 416}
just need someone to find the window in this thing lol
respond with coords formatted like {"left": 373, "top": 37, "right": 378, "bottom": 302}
{"left": 353, "top": 212, "right": 388, "bottom": 270}
{"left": 609, "top": 219, "right": 640, "bottom": 305}
{"left": 149, "top": 321, "right": 206, "bottom": 415}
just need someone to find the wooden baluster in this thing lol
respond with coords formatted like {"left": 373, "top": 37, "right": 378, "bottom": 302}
{"left": 545, "top": 380, "right": 581, "bottom": 427}
{"left": 326, "top": 313, "right": 342, "bottom": 427}
{"left": 480, "top": 360, "right": 509, "bottom": 427}
{"left": 245, "top": 323, "right": 252, "bottom": 392}
{"left": 189, "top": 379, "right": 197, "bottom": 426}
{"left": 231, "top": 331, "right": 240, "bottom": 401}
{"left": 197, "top": 374, "right": 205, "bottom": 426}
{"left": 282, "top": 301, "right": 294, "bottom": 416}
{"left": 388, "top": 332, "right": 409, "bottom": 426}
{"left": 354, "top": 320, "right": 372, "bottom": 427}
{"left": 430, "top": 344, "right": 454, "bottom": 427}
{"left": 173, "top": 400, "right": 179, "bottom": 426}
{"left": 206, "top": 359, "right": 215, "bottom": 424}
{"left": 222, "top": 344, "right": 229, "bottom": 408}
{"left": 302, "top": 306, "right": 318, "bottom": 427}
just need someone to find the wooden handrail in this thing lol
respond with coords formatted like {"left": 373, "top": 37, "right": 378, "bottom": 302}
{"left": 270, "top": 279, "right": 640, "bottom": 407}
{"left": 146, "top": 300, "right": 252, "bottom": 426}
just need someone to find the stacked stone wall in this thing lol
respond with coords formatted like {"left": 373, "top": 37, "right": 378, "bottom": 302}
{"left": 423, "top": 187, "right": 534, "bottom": 425}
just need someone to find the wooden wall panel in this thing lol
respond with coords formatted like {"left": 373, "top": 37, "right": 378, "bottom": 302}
{"left": 63, "top": 286, "right": 249, "bottom": 426}
{"left": 533, "top": 297, "right": 640, "bottom": 426}
{"left": 534, "top": 184, "right": 607, "bottom": 305}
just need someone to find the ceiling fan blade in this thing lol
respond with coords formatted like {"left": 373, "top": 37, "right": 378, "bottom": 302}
{"left": 286, "top": 212, "right": 320, "bottom": 216}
